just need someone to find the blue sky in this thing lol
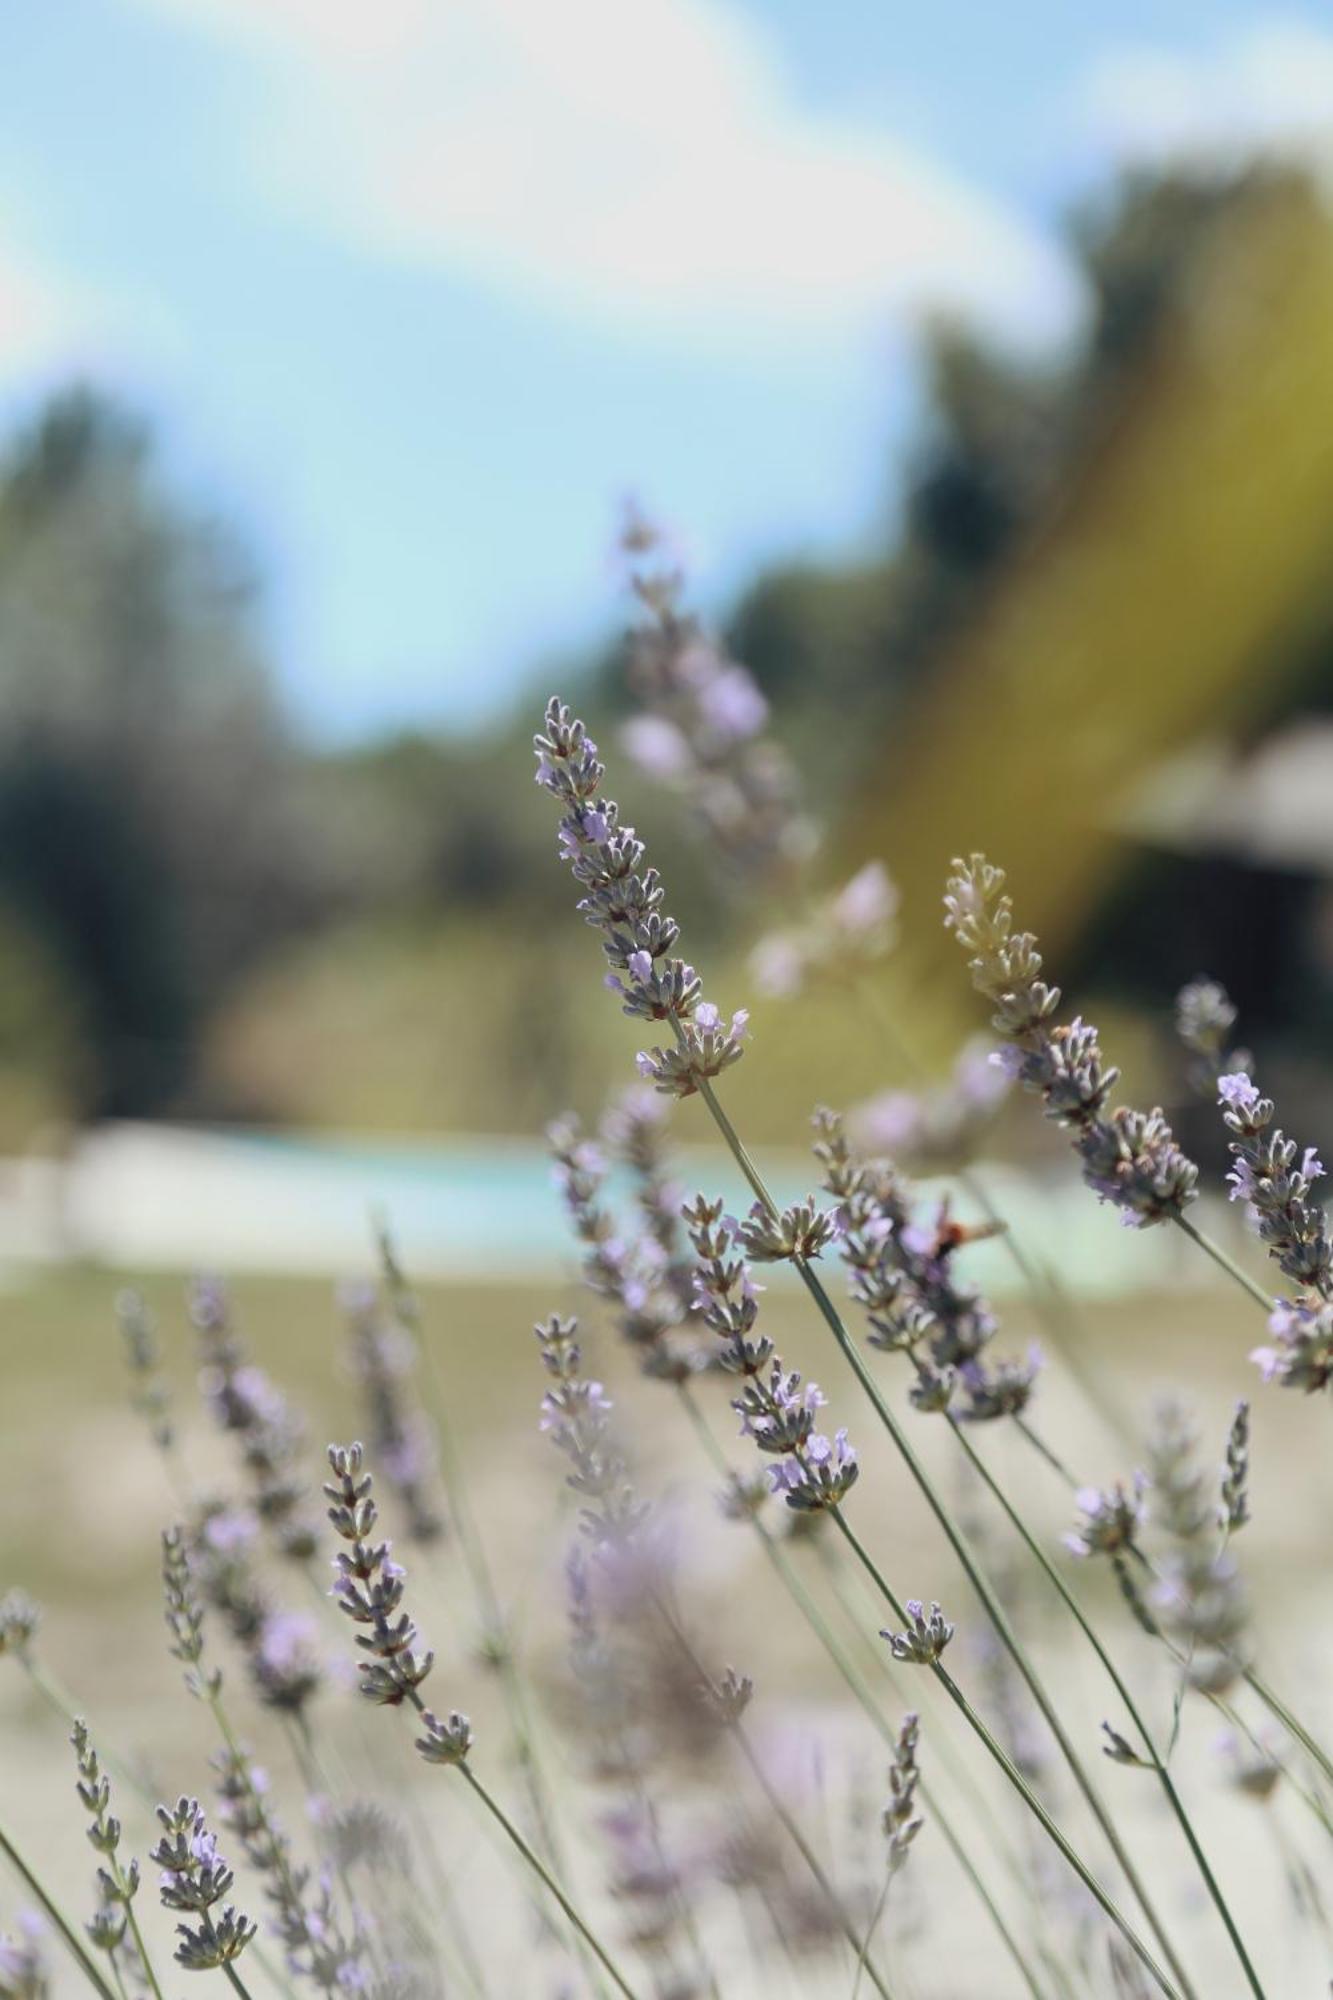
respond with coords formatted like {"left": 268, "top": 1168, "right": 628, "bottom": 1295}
{"left": 1, "top": 0, "right": 1329, "bottom": 742}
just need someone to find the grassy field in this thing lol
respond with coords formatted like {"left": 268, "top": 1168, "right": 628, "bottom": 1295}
{"left": 2, "top": 1262, "right": 1329, "bottom": 1995}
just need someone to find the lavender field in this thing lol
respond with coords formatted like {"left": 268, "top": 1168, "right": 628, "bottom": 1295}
{"left": 5, "top": 12, "right": 1333, "bottom": 1994}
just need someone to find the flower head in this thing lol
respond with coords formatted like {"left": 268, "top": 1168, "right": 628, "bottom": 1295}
{"left": 536, "top": 696, "right": 749, "bottom": 1099}
{"left": 1064, "top": 1478, "right": 1146, "bottom": 1559}
{"left": 0, "top": 1591, "right": 39, "bottom": 1660}
{"left": 944, "top": 855, "right": 1197, "bottom": 1227}
{"left": 324, "top": 1445, "right": 441, "bottom": 1720}
{"left": 1216, "top": 1068, "right": 1331, "bottom": 1309}
{"left": 882, "top": 1601, "right": 954, "bottom": 1666}
{"left": 1252, "top": 1297, "right": 1333, "bottom": 1393}
{"left": 151, "top": 1798, "right": 256, "bottom": 1971}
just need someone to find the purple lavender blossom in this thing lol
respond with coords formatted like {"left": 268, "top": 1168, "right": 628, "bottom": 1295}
{"left": 1216, "top": 1070, "right": 1331, "bottom": 1307}
{"left": 615, "top": 510, "right": 812, "bottom": 884}
{"left": 749, "top": 860, "right": 898, "bottom": 1002}
{"left": 814, "top": 1108, "right": 1010, "bottom": 1376}
{"left": 535, "top": 697, "right": 749, "bottom": 1100}
{"left": 1251, "top": 1298, "right": 1333, "bottom": 1393}
{"left": 945, "top": 856, "right": 1198, "bottom": 1228}
{"left": 620, "top": 713, "right": 690, "bottom": 781}
{"left": 882, "top": 1601, "right": 954, "bottom": 1666}
{"left": 1063, "top": 1478, "right": 1146, "bottom": 1560}
{"left": 852, "top": 1037, "right": 1011, "bottom": 1172}
{"left": 190, "top": 1278, "right": 318, "bottom": 1561}
{"left": 696, "top": 665, "right": 768, "bottom": 743}
{"left": 341, "top": 1275, "right": 446, "bottom": 1544}
{"left": 533, "top": 1316, "right": 648, "bottom": 1546}
{"left": 324, "top": 1444, "right": 440, "bottom": 1715}
{"left": 684, "top": 1196, "right": 857, "bottom": 1512}
{"left": 1177, "top": 979, "right": 1250, "bottom": 1100}
{"left": 251, "top": 1610, "right": 322, "bottom": 1715}
{"left": 0, "top": 1590, "right": 39, "bottom": 1659}
{"left": 547, "top": 1112, "right": 701, "bottom": 1381}
{"left": 151, "top": 1797, "right": 257, "bottom": 1971}
{"left": 0, "top": 1912, "right": 47, "bottom": 1998}
{"left": 214, "top": 1749, "right": 363, "bottom": 1992}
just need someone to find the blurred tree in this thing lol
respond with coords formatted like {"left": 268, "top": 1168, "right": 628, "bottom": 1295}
{"left": 0, "top": 390, "right": 327, "bottom": 1118}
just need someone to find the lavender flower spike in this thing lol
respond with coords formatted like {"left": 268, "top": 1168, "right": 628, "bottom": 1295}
{"left": 190, "top": 1278, "right": 319, "bottom": 1560}
{"left": 1063, "top": 1478, "right": 1146, "bottom": 1560}
{"left": 534, "top": 1314, "right": 649, "bottom": 1546}
{"left": 324, "top": 1443, "right": 443, "bottom": 1720}
{"left": 882, "top": 1713, "right": 924, "bottom": 1875}
{"left": 151, "top": 1797, "right": 256, "bottom": 1972}
{"left": 0, "top": 1913, "right": 48, "bottom": 1998}
{"left": 71, "top": 1720, "right": 143, "bottom": 1968}
{"left": 944, "top": 855, "right": 1198, "bottom": 1227}
{"left": 535, "top": 696, "right": 748, "bottom": 1099}
{"left": 882, "top": 1602, "right": 954, "bottom": 1666}
{"left": 750, "top": 860, "right": 899, "bottom": 1001}
{"left": 684, "top": 1196, "right": 858, "bottom": 1512}
{"left": 340, "top": 1277, "right": 446, "bottom": 1544}
{"left": 1251, "top": 1297, "right": 1333, "bottom": 1394}
{"left": 213, "top": 1747, "right": 363, "bottom": 1991}
{"left": 0, "top": 1591, "right": 39, "bottom": 1660}
{"left": 617, "top": 506, "right": 812, "bottom": 885}
{"left": 1176, "top": 978, "right": 1249, "bottom": 1100}
{"left": 1217, "top": 1070, "right": 1331, "bottom": 1296}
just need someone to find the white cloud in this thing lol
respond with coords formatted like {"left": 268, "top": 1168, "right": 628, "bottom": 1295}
{"left": 125, "top": 0, "right": 1081, "bottom": 356}
{"left": 0, "top": 222, "right": 79, "bottom": 386}
{"left": 1079, "top": 17, "right": 1333, "bottom": 179}
{"left": 0, "top": 203, "right": 185, "bottom": 400}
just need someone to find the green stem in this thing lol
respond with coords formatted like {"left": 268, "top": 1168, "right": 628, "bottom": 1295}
{"left": 813, "top": 1534, "right": 1041, "bottom": 1885}
{"left": 695, "top": 1070, "right": 1196, "bottom": 1999}
{"left": 394, "top": 1252, "right": 586, "bottom": 1906}
{"left": 21, "top": 1656, "right": 289, "bottom": 2000}
{"left": 456, "top": 1762, "right": 641, "bottom": 2000}
{"left": 947, "top": 1418, "right": 1265, "bottom": 1998}
{"left": 732, "top": 1722, "right": 897, "bottom": 2000}
{"left": 851, "top": 1870, "right": 894, "bottom": 2000}
{"left": 122, "top": 1899, "right": 167, "bottom": 2000}
{"left": 380, "top": 1242, "right": 585, "bottom": 1994}
{"left": 642, "top": 1569, "right": 895, "bottom": 2000}
{"left": 674, "top": 1385, "right": 1050, "bottom": 2000}
{"left": 1171, "top": 1212, "right": 1274, "bottom": 1312}
{"left": 105, "top": 1941, "right": 130, "bottom": 2000}
{"left": 222, "top": 1960, "right": 259, "bottom": 2000}
{"left": 0, "top": 1820, "right": 119, "bottom": 2000}
{"left": 826, "top": 1511, "right": 1180, "bottom": 2000}
{"left": 1010, "top": 1420, "right": 1333, "bottom": 1837}
{"left": 1237, "top": 1665, "right": 1333, "bottom": 1793}
{"left": 197, "top": 1693, "right": 312, "bottom": 2000}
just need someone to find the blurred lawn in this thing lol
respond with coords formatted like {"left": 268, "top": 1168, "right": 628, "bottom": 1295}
{"left": 3, "top": 1263, "right": 1332, "bottom": 1994}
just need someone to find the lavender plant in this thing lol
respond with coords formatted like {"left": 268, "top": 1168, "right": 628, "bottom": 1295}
{"left": 339, "top": 1279, "right": 446, "bottom": 1543}
{"left": 150, "top": 1796, "right": 257, "bottom": 1980}
{"left": 190, "top": 1279, "right": 320, "bottom": 1560}
{"left": 554, "top": 1087, "right": 1050, "bottom": 1994}
{"left": 535, "top": 695, "right": 1200, "bottom": 1996}
{"left": 0, "top": 1914, "right": 48, "bottom": 2000}
{"left": 1216, "top": 1071, "right": 1333, "bottom": 1391}
{"left": 616, "top": 505, "right": 813, "bottom": 889}
{"left": 534, "top": 1311, "right": 897, "bottom": 1998}
{"left": 323, "top": 1440, "right": 641, "bottom": 1998}
{"left": 70, "top": 1720, "right": 163, "bottom": 2000}
{"left": 13, "top": 674, "right": 1333, "bottom": 2000}
{"left": 943, "top": 855, "right": 1198, "bottom": 1227}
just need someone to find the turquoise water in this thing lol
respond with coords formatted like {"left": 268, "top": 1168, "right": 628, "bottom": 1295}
{"left": 199, "top": 1127, "right": 1213, "bottom": 1294}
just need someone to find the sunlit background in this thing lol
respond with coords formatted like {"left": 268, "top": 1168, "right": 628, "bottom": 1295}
{"left": 4, "top": 4, "right": 1333, "bottom": 1993}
